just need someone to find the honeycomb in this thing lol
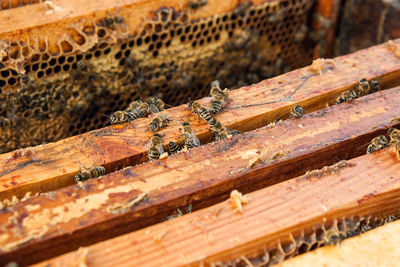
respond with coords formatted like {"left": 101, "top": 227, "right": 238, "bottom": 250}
{"left": 211, "top": 214, "right": 398, "bottom": 267}
{"left": 0, "top": 0, "right": 317, "bottom": 153}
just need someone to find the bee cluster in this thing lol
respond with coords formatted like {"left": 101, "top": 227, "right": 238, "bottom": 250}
{"left": 109, "top": 98, "right": 166, "bottom": 125}
{"left": 367, "top": 127, "right": 400, "bottom": 157}
{"left": 336, "top": 78, "right": 381, "bottom": 104}
{"left": 189, "top": 81, "right": 240, "bottom": 141}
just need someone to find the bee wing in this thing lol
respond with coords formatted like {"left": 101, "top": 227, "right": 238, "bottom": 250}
{"left": 157, "top": 144, "right": 165, "bottom": 155}
{"left": 193, "top": 135, "right": 201, "bottom": 147}
{"left": 149, "top": 104, "right": 160, "bottom": 114}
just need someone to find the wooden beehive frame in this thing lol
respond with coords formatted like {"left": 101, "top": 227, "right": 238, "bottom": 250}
{"left": 1, "top": 38, "right": 400, "bottom": 265}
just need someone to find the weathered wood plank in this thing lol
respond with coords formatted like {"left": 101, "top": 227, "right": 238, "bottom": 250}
{"left": 1, "top": 39, "right": 400, "bottom": 201}
{"left": 33, "top": 149, "right": 400, "bottom": 267}
{"left": 1, "top": 86, "right": 400, "bottom": 265}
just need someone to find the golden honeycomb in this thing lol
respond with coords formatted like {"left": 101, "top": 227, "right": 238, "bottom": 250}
{"left": 211, "top": 215, "right": 398, "bottom": 267}
{"left": 0, "top": 0, "right": 317, "bottom": 153}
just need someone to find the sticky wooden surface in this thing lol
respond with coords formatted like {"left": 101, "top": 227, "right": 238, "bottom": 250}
{"left": 278, "top": 220, "right": 400, "bottom": 267}
{"left": 1, "top": 86, "right": 400, "bottom": 265}
{"left": 33, "top": 149, "right": 400, "bottom": 267}
{"left": 1, "top": 39, "right": 400, "bottom": 201}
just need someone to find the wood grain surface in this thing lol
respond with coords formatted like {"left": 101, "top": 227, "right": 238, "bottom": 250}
{"left": 1, "top": 39, "right": 400, "bottom": 201}
{"left": 1, "top": 85, "right": 400, "bottom": 265}
{"left": 33, "top": 149, "right": 400, "bottom": 267}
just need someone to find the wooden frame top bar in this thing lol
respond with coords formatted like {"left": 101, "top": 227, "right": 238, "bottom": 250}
{"left": 1, "top": 84, "right": 400, "bottom": 265}
{"left": 34, "top": 148, "right": 400, "bottom": 267}
{"left": 1, "top": 39, "right": 400, "bottom": 202}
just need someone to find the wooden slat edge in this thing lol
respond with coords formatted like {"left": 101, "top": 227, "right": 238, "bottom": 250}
{"left": 1, "top": 39, "right": 400, "bottom": 201}
{"left": 33, "top": 149, "right": 400, "bottom": 267}
{"left": 1, "top": 86, "right": 400, "bottom": 265}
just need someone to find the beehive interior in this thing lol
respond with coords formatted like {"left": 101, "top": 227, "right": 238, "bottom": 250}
{"left": 0, "top": 0, "right": 316, "bottom": 153}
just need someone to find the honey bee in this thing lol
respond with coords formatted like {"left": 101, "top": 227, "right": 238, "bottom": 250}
{"left": 354, "top": 78, "right": 370, "bottom": 96}
{"left": 388, "top": 128, "right": 400, "bottom": 142}
{"left": 188, "top": 101, "right": 213, "bottom": 123}
{"left": 168, "top": 141, "right": 182, "bottom": 154}
{"left": 369, "top": 79, "right": 380, "bottom": 93}
{"left": 290, "top": 105, "right": 304, "bottom": 118}
{"left": 127, "top": 102, "right": 151, "bottom": 120}
{"left": 179, "top": 122, "right": 201, "bottom": 149}
{"left": 189, "top": 0, "right": 207, "bottom": 9}
{"left": 75, "top": 164, "right": 106, "bottom": 183}
{"left": 147, "top": 133, "right": 164, "bottom": 161}
{"left": 147, "top": 97, "right": 166, "bottom": 113}
{"left": 336, "top": 90, "right": 358, "bottom": 104}
{"left": 99, "top": 15, "right": 124, "bottom": 29}
{"left": 0, "top": 98, "right": 13, "bottom": 114}
{"left": 109, "top": 110, "right": 134, "bottom": 125}
{"left": 209, "top": 119, "right": 240, "bottom": 141}
{"left": 149, "top": 113, "right": 170, "bottom": 132}
{"left": 367, "top": 135, "right": 389, "bottom": 154}
{"left": 126, "top": 99, "right": 143, "bottom": 111}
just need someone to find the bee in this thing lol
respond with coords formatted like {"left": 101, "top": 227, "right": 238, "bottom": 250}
{"left": 99, "top": 15, "right": 124, "bottom": 29}
{"left": 209, "top": 119, "right": 240, "bottom": 141}
{"left": 0, "top": 98, "right": 14, "bottom": 114}
{"left": 147, "top": 133, "right": 164, "bottom": 161}
{"left": 75, "top": 164, "right": 106, "bottom": 183}
{"left": 77, "top": 61, "right": 89, "bottom": 71}
{"left": 168, "top": 141, "right": 182, "bottom": 154}
{"left": 336, "top": 90, "right": 358, "bottom": 104}
{"left": 179, "top": 122, "right": 201, "bottom": 149}
{"left": 127, "top": 102, "right": 151, "bottom": 120}
{"left": 369, "top": 80, "right": 380, "bottom": 93}
{"left": 188, "top": 101, "right": 213, "bottom": 123}
{"left": 0, "top": 116, "right": 10, "bottom": 127}
{"left": 367, "top": 135, "right": 390, "bottom": 154}
{"left": 354, "top": 78, "right": 370, "bottom": 96}
{"left": 146, "top": 97, "right": 166, "bottom": 113}
{"left": 109, "top": 110, "right": 134, "bottom": 124}
{"left": 388, "top": 128, "right": 400, "bottom": 142}
{"left": 290, "top": 105, "right": 304, "bottom": 118}
{"left": 189, "top": 0, "right": 207, "bottom": 9}
{"left": 149, "top": 113, "right": 170, "bottom": 132}
{"left": 126, "top": 99, "right": 143, "bottom": 111}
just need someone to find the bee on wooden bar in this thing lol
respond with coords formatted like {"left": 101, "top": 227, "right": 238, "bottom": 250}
{"left": 146, "top": 97, "right": 166, "bottom": 113}
{"left": 209, "top": 80, "right": 230, "bottom": 115}
{"left": 180, "top": 122, "right": 201, "bottom": 149}
{"left": 127, "top": 102, "right": 151, "bottom": 120}
{"left": 369, "top": 79, "right": 381, "bottom": 93}
{"left": 367, "top": 135, "right": 390, "bottom": 154}
{"left": 147, "top": 133, "right": 164, "bottom": 161}
{"left": 99, "top": 14, "right": 124, "bottom": 29}
{"left": 388, "top": 128, "right": 400, "bottom": 159}
{"left": 149, "top": 114, "right": 170, "bottom": 132}
{"left": 388, "top": 128, "right": 400, "bottom": 141}
{"left": 109, "top": 110, "right": 134, "bottom": 125}
{"left": 290, "top": 105, "right": 304, "bottom": 118}
{"left": 168, "top": 141, "right": 182, "bottom": 154}
{"left": 189, "top": 0, "right": 207, "bottom": 9}
{"left": 354, "top": 78, "right": 370, "bottom": 97}
{"left": 336, "top": 90, "right": 358, "bottom": 104}
{"left": 209, "top": 119, "right": 240, "bottom": 141}
{"left": 75, "top": 164, "right": 106, "bottom": 183}
{"left": 126, "top": 99, "right": 143, "bottom": 111}
{"left": 188, "top": 101, "right": 213, "bottom": 123}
